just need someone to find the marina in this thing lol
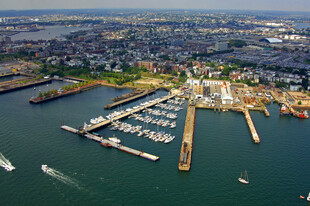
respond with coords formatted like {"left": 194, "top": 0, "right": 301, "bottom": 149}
{"left": 0, "top": 82, "right": 309, "bottom": 206}
{"left": 86, "top": 93, "right": 177, "bottom": 132}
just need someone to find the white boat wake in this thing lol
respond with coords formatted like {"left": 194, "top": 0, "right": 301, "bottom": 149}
{"left": 0, "top": 153, "right": 15, "bottom": 172}
{"left": 42, "top": 165, "right": 80, "bottom": 189}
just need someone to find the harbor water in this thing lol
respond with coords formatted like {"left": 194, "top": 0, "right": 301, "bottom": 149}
{"left": 0, "top": 80, "right": 309, "bottom": 205}
{"left": 10, "top": 26, "right": 91, "bottom": 41}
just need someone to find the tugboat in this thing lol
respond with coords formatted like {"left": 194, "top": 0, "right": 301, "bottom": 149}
{"left": 280, "top": 104, "right": 292, "bottom": 116}
{"left": 101, "top": 142, "right": 112, "bottom": 148}
{"left": 297, "top": 110, "right": 309, "bottom": 119}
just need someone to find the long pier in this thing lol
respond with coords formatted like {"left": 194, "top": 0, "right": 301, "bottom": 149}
{"left": 0, "top": 73, "right": 15, "bottom": 78}
{"left": 86, "top": 93, "right": 176, "bottom": 132}
{"left": 104, "top": 89, "right": 156, "bottom": 109}
{"left": 0, "top": 78, "right": 52, "bottom": 94}
{"left": 29, "top": 83, "right": 101, "bottom": 104}
{"left": 61, "top": 125, "right": 159, "bottom": 161}
{"left": 178, "top": 104, "right": 196, "bottom": 171}
{"left": 243, "top": 109, "right": 260, "bottom": 143}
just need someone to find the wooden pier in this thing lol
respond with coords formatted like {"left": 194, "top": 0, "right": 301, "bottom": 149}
{"left": 243, "top": 109, "right": 260, "bottom": 143}
{"left": 104, "top": 89, "right": 156, "bottom": 109}
{"left": 178, "top": 104, "right": 196, "bottom": 171}
{"left": 86, "top": 93, "right": 176, "bottom": 132}
{"left": 61, "top": 125, "right": 159, "bottom": 161}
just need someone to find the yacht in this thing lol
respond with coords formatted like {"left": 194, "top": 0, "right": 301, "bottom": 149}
{"left": 108, "top": 136, "right": 121, "bottom": 144}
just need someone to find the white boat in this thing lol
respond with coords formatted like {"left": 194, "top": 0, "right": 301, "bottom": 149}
{"left": 4, "top": 165, "right": 15, "bottom": 171}
{"left": 170, "top": 124, "right": 176, "bottom": 129}
{"left": 238, "top": 170, "right": 249, "bottom": 184}
{"left": 41, "top": 164, "right": 50, "bottom": 173}
{"left": 108, "top": 136, "right": 121, "bottom": 144}
{"left": 307, "top": 192, "right": 310, "bottom": 202}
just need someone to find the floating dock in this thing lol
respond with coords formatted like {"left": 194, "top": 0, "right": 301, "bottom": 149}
{"left": 104, "top": 89, "right": 156, "bottom": 109}
{"left": 178, "top": 104, "right": 196, "bottom": 171}
{"left": 86, "top": 94, "right": 176, "bottom": 132}
{"left": 243, "top": 109, "right": 260, "bottom": 143}
{"left": 61, "top": 125, "right": 159, "bottom": 162}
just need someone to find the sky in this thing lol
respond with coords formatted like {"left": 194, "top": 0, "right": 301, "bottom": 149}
{"left": 1, "top": 0, "right": 310, "bottom": 11}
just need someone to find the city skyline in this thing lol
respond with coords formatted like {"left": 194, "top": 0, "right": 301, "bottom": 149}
{"left": 1, "top": 0, "right": 310, "bottom": 12}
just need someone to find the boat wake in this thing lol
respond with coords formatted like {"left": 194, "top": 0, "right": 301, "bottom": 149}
{"left": 43, "top": 165, "right": 80, "bottom": 189}
{"left": 0, "top": 153, "right": 15, "bottom": 172}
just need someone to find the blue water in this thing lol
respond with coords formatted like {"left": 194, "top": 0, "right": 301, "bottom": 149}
{"left": 0, "top": 82, "right": 309, "bottom": 205}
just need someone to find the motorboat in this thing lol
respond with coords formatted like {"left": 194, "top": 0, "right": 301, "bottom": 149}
{"left": 4, "top": 165, "right": 15, "bottom": 172}
{"left": 108, "top": 136, "right": 121, "bottom": 144}
{"left": 41, "top": 164, "right": 50, "bottom": 173}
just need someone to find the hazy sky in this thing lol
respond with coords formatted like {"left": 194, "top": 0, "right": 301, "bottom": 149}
{"left": 1, "top": 0, "right": 310, "bottom": 11}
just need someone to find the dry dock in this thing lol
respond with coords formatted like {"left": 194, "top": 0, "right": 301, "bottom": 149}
{"left": 243, "top": 109, "right": 260, "bottom": 143}
{"left": 61, "top": 125, "right": 159, "bottom": 161}
{"left": 178, "top": 104, "right": 196, "bottom": 171}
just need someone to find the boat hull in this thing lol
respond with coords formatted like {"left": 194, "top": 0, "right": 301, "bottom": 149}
{"left": 238, "top": 178, "right": 249, "bottom": 184}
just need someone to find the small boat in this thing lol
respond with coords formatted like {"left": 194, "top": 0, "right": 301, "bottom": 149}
{"left": 41, "top": 164, "right": 50, "bottom": 173}
{"left": 300, "top": 195, "right": 305, "bottom": 199}
{"left": 297, "top": 110, "right": 309, "bottom": 119}
{"left": 101, "top": 142, "right": 112, "bottom": 148}
{"left": 307, "top": 192, "right": 310, "bottom": 202}
{"left": 108, "top": 135, "right": 121, "bottom": 144}
{"left": 4, "top": 165, "right": 15, "bottom": 172}
{"left": 238, "top": 170, "right": 249, "bottom": 184}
